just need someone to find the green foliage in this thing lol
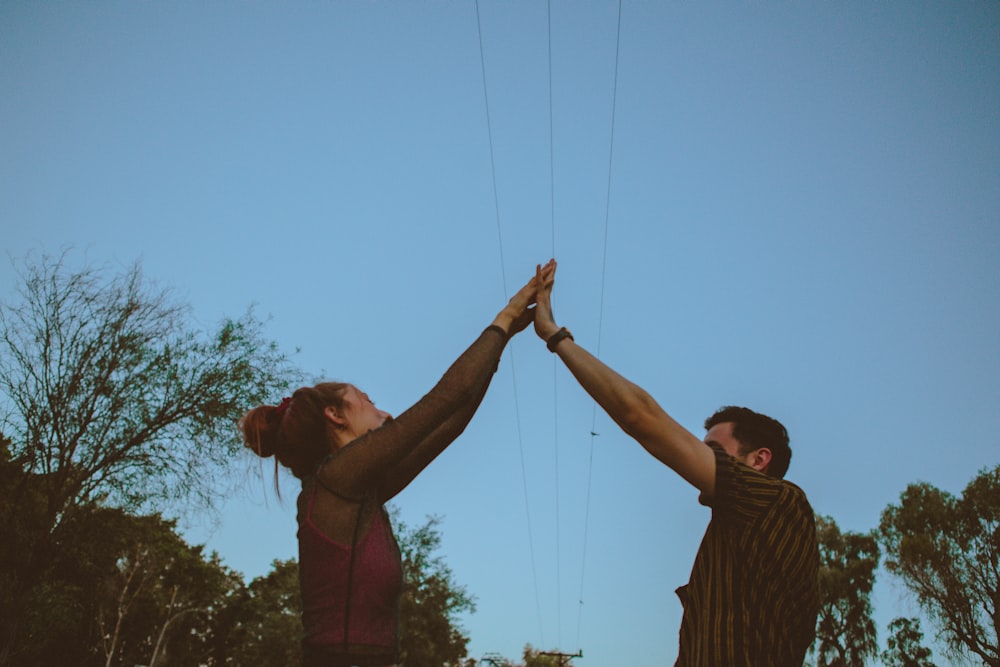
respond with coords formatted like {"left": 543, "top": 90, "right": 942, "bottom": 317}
{"left": 217, "top": 559, "right": 303, "bottom": 666}
{"left": 813, "top": 514, "right": 880, "bottom": 667}
{"left": 394, "top": 513, "right": 477, "bottom": 667}
{"left": 0, "top": 252, "right": 297, "bottom": 664}
{"left": 0, "top": 494, "right": 236, "bottom": 666}
{"left": 879, "top": 466, "right": 1000, "bottom": 667}
{"left": 0, "top": 252, "right": 298, "bottom": 518}
{"left": 206, "top": 512, "right": 478, "bottom": 666}
{"left": 519, "top": 645, "right": 567, "bottom": 667}
{"left": 881, "top": 617, "right": 937, "bottom": 667}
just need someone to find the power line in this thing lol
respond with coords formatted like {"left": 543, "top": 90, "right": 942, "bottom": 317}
{"left": 475, "top": 0, "right": 623, "bottom": 652}
{"left": 546, "top": 0, "right": 564, "bottom": 649}
{"left": 576, "top": 0, "right": 624, "bottom": 650}
{"left": 474, "top": 0, "right": 546, "bottom": 645}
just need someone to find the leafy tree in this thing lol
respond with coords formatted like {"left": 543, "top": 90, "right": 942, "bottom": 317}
{"left": 0, "top": 486, "right": 236, "bottom": 667}
{"left": 881, "top": 617, "right": 937, "bottom": 667}
{"left": 212, "top": 512, "right": 475, "bottom": 666}
{"left": 218, "top": 559, "right": 302, "bottom": 666}
{"left": 94, "top": 514, "right": 236, "bottom": 667}
{"left": 0, "top": 252, "right": 296, "bottom": 663}
{"left": 812, "top": 515, "right": 880, "bottom": 667}
{"left": 879, "top": 466, "right": 1000, "bottom": 667}
{"left": 395, "top": 513, "right": 476, "bottom": 667}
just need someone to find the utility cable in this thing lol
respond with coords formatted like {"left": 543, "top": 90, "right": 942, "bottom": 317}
{"left": 546, "top": 0, "right": 563, "bottom": 649}
{"left": 475, "top": 0, "right": 546, "bottom": 646}
{"left": 576, "top": 0, "right": 623, "bottom": 650}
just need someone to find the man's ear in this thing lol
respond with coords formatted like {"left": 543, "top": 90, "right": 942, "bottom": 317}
{"left": 324, "top": 405, "right": 347, "bottom": 428}
{"left": 749, "top": 447, "right": 773, "bottom": 473}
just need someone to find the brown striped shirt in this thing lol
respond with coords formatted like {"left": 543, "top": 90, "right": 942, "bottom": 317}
{"left": 675, "top": 446, "right": 819, "bottom": 666}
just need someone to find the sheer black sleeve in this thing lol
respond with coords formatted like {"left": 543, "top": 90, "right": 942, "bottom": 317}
{"left": 316, "top": 325, "right": 507, "bottom": 499}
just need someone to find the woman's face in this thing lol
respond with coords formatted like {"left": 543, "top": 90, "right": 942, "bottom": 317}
{"left": 333, "top": 385, "right": 392, "bottom": 444}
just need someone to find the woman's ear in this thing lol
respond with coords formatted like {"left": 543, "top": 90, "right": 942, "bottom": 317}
{"left": 324, "top": 405, "right": 347, "bottom": 428}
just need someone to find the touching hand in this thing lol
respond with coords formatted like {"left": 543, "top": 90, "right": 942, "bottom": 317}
{"left": 507, "top": 305, "right": 536, "bottom": 336}
{"left": 533, "top": 260, "right": 560, "bottom": 341}
{"left": 492, "top": 260, "right": 556, "bottom": 336}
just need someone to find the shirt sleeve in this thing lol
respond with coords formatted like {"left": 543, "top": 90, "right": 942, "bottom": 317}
{"left": 706, "top": 444, "right": 787, "bottom": 528}
{"left": 315, "top": 326, "right": 507, "bottom": 498}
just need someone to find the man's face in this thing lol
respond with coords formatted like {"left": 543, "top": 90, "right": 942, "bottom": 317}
{"left": 707, "top": 419, "right": 776, "bottom": 473}
{"left": 704, "top": 421, "right": 745, "bottom": 460}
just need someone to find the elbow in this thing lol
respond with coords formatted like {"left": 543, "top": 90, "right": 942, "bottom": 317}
{"left": 618, "top": 392, "right": 660, "bottom": 441}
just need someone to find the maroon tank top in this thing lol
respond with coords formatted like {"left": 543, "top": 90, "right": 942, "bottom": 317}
{"left": 298, "top": 485, "right": 403, "bottom": 653}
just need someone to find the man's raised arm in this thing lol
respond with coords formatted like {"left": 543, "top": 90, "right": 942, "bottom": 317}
{"left": 532, "top": 262, "right": 718, "bottom": 496}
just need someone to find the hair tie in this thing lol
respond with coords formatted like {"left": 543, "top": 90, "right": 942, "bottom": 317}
{"left": 275, "top": 396, "right": 292, "bottom": 419}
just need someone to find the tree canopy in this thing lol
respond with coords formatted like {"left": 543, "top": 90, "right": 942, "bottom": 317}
{"left": 0, "top": 252, "right": 296, "bottom": 518}
{"left": 879, "top": 465, "right": 1000, "bottom": 666}
{"left": 396, "top": 512, "right": 477, "bottom": 666}
{"left": 0, "top": 252, "right": 297, "bottom": 664}
{"left": 813, "top": 514, "right": 880, "bottom": 667}
{"left": 881, "top": 617, "right": 938, "bottom": 667}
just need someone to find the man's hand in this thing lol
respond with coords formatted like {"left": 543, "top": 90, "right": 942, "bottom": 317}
{"left": 492, "top": 260, "right": 555, "bottom": 335}
{"left": 533, "top": 260, "right": 560, "bottom": 341}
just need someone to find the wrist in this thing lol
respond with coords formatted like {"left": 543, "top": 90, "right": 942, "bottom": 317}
{"left": 485, "top": 324, "right": 508, "bottom": 339}
{"left": 491, "top": 312, "right": 514, "bottom": 335}
{"left": 536, "top": 322, "right": 560, "bottom": 341}
{"left": 546, "top": 327, "right": 574, "bottom": 352}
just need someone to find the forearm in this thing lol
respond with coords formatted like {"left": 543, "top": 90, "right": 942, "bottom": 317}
{"left": 551, "top": 337, "right": 655, "bottom": 438}
{"left": 378, "top": 371, "right": 493, "bottom": 501}
{"left": 551, "top": 336, "right": 715, "bottom": 492}
{"left": 318, "top": 326, "right": 507, "bottom": 496}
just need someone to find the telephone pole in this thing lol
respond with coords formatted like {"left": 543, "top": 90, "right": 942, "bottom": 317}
{"left": 538, "top": 649, "right": 583, "bottom": 667}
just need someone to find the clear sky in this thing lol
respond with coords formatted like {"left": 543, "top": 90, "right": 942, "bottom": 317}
{"left": 2, "top": 2, "right": 998, "bottom": 665}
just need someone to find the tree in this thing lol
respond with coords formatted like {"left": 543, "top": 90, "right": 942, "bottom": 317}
{"left": 879, "top": 466, "right": 1000, "bottom": 667}
{"left": 395, "top": 513, "right": 476, "bottom": 667}
{"left": 518, "top": 645, "right": 569, "bottom": 667}
{"left": 73, "top": 511, "right": 237, "bottom": 667}
{"left": 0, "top": 484, "right": 237, "bottom": 667}
{"left": 881, "top": 617, "right": 937, "bottom": 667}
{"left": 212, "top": 512, "right": 476, "bottom": 666}
{"left": 812, "top": 515, "right": 880, "bottom": 667}
{"left": 0, "top": 252, "right": 296, "bottom": 663}
{"left": 218, "top": 559, "right": 302, "bottom": 666}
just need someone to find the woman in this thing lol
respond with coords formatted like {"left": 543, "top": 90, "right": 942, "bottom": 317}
{"left": 240, "top": 262, "right": 553, "bottom": 667}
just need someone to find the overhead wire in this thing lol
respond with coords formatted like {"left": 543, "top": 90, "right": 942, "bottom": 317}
{"left": 475, "top": 0, "right": 623, "bottom": 652}
{"left": 474, "top": 0, "right": 546, "bottom": 646}
{"left": 545, "top": 0, "right": 564, "bottom": 650}
{"left": 576, "top": 0, "right": 624, "bottom": 651}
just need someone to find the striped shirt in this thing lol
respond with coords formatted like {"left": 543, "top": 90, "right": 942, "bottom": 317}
{"left": 675, "top": 446, "right": 819, "bottom": 666}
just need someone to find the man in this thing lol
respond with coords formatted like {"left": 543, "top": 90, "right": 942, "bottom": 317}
{"left": 533, "top": 262, "right": 819, "bottom": 666}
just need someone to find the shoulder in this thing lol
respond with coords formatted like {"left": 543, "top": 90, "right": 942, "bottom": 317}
{"left": 711, "top": 446, "right": 813, "bottom": 520}
{"left": 711, "top": 446, "right": 782, "bottom": 503}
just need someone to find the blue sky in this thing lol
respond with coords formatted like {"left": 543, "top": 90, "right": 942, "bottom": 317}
{"left": 2, "top": 2, "right": 998, "bottom": 665}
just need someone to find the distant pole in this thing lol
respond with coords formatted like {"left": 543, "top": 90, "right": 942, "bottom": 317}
{"left": 539, "top": 649, "right": 583, "bottom": 667}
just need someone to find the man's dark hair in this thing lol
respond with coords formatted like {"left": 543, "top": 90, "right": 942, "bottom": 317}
{"left": 704, "top": 406, "right": 791, "bottom": 479}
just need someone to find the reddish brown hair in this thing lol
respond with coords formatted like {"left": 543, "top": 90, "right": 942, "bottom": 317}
{"left": 240, "top": 382, "right": 350, "bottom": 485}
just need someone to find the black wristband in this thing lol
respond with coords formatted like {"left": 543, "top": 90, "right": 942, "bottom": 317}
{"left": 546, "top": 327, "right": 574, "bottom": 352}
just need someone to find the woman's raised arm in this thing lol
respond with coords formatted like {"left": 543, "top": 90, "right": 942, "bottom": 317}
{"left": 317, "top": 262, "right": 553, "bottom": 499}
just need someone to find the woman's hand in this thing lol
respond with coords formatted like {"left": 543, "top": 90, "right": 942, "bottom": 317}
{"left": 492, "top": 260, "right": 556, "bottom": 336}
{"left": 533, "top": 260, "right": 560, "bottom": 341}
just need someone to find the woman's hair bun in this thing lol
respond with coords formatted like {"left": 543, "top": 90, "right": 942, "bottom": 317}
{"left": 240, "top": 405, "right": 281, "bottom": 458}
